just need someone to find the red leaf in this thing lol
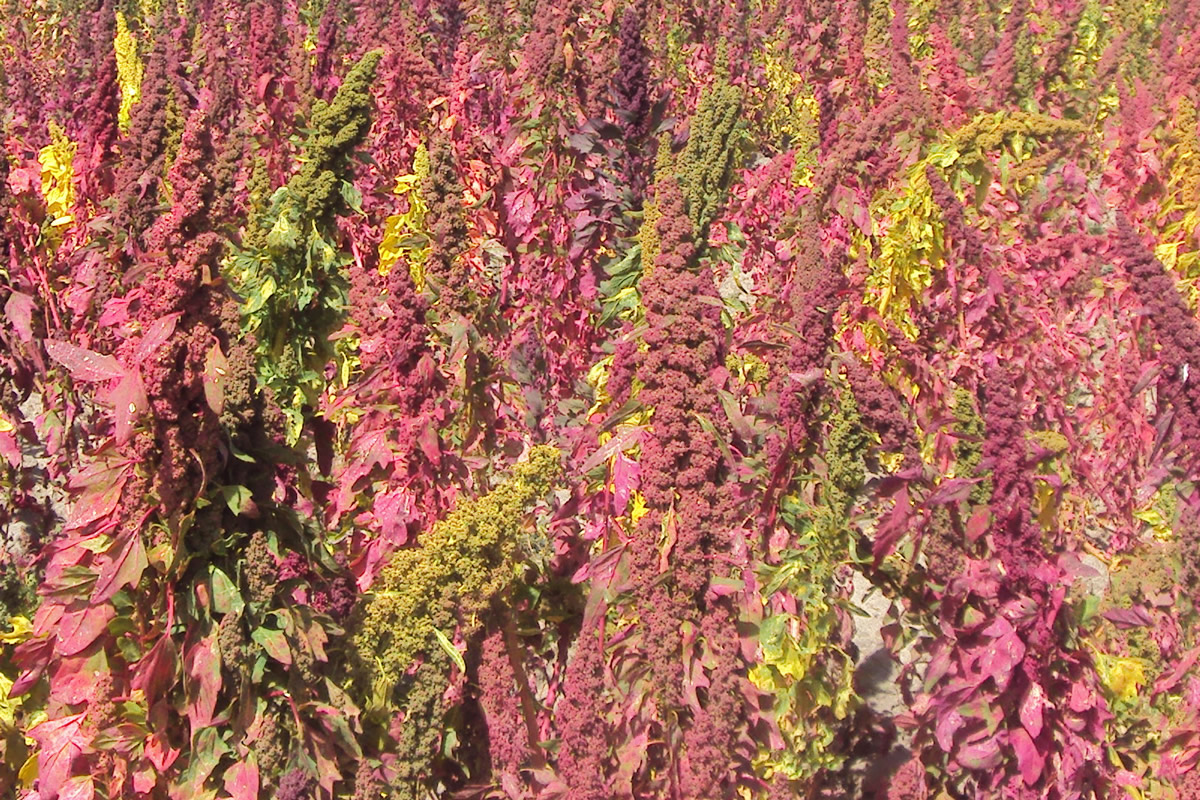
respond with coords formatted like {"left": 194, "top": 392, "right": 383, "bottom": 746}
{"left": 5, "top": 291, "right": 35, "bottom": 343}
{"left": 56, "top": 599, "right": 116, "bottom": 656}
{"left": 45, "top": 340, "right": 124, "bottom": 382}
{"left": 132, "top": 313, "right": 180, "bottom": 363}
{"left": 59, "top": 776, "right": 96, "bottom": 800}
{"left": 109, "top": 372, "right": 149, "bottom": 446}
{"left": 1019, "top": 682, "right": 1047, "bottom": 740}
{"left": 957, "top": 735, "right": 1003, "bottom": 770}
{"left": 132, "top": 635, "right": 179, "bottom": 705}
{"left": 185, "top": 634, "right": 221, "bottom": 731}
{"left": 64, "top": 471, "right": 128, "bottom": 532}
{"left": 203, "top": 342, "right": 228, "bottom": 415}
{"left": 223, "top": 759, "right": 260, "bottom": 800}
{"left": 29, "top": 712, "right": 87, "bottom": 798}
{"left": 91, "top": 530, "right": 148, "bottom": 604}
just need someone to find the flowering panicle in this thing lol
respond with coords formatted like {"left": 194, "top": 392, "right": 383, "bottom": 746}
{"left": 230, "top": 49, "right": 381, "bottom": 439}
{"left": 555, "top": 620, "right": 609, "bottom": 800}
{"left": 420, "top": 136, "right": 474, "bottom": 314}
{"left": 614, "top": 4, "right": 653, "bottom": 200}
{"left": 1113, "top": 217, "right": 1200, "bottom": 473}
{"left": 111, "top": 19, "right": 173, "bottom": 244}
{"left": 477, "top": 630, "right": 531, "bottom": 779}
{"left": 679, "top": 64, "right": 744, "bottom": 241}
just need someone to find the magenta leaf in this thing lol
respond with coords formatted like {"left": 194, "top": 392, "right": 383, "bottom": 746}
{"left": 29, "top": 711, "right": 87, "bottom": 798}
{"left": 45, "top": 340, "right": 124, "bottom": 382}
{"left": 1010, "top": 728, "right": 1045, "bottom": 785}
{"left": 223, "top": 759, "right": 260, "bottom": 800}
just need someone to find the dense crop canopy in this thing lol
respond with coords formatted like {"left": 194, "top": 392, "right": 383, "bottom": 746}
{"left": 2, "top": 1, "right": 1200, "bottom": 799}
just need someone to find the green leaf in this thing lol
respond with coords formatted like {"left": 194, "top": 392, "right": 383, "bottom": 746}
{"left": 433, "top": 627, "right": 466, "bottom": 673}
{"left": 340, "top": 180, "right": 364, "bottom": 215}
{"left": 251, "top": 627, "right": 292, "bottom": 665}
{"left": 220, "top": 485, "right": 253, "bottom": 516}
{"left": 211, "top": 568, "right": 244, "bottom": 615}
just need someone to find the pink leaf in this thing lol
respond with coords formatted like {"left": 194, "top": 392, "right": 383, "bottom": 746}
{"left": 611, "top": 453, "right": 639, "bottom": 515}
{"left": 1101, "top": 606, "right": 1154, "bottom": 629}
{"left": 59, "top": 776, "right": 95, "bottom": 800}
{"left": 132, "top": 313, "right": 180, "bottom": 363}
{"left": 5, "top": 291, "right": 35, "bottom": 343}
{"left": 132, "top": 768, "right": 157, "bottom": 793}
{"left": 145, "top": 730, "right": 180, "bottom": 772}
{"left": 203, "top": 342, "right": 228, "bottom": 415}
{"left": 1019, "top": 682, "right": 1047, "bottom": 740}
{"left": 935, "top": 708, "right": 965, "bottom": 751}
{"left": 965, "top": 509, "right": 990, "bottom": 543}
{"left": 91, "top": 530, "right": 148, "bottom": 604}
{"left": 64, "top": 471, "right": 128, "bottom": 532}
{"left": 45, "top": 340, "right": 124, "bottom": 382}
{"left": 871, "top": 488, "right": 911, "bottom": 564}
{"left": 375, "top": 488, "right": 416, "bottom": 545}
{"left": 132, "top": 635, "right": 178, "bottom": 703}
{"left": 185, "top": 634, "right": 221, "bottom": 731}
{"left": 109, "top": 372, "right": 149, "bottom": 446}
{"left": 418, "top": 422, "right": 441, "bottom": 464}
{"left": 223, "top": 760, "right": 260, "bottom": 800}
{"left": 56, "top": 599, "right": 116, "bottom": 656}
{"left": 29, "top": 712, "right": 87, "bottom": 798}
{"left": 957, "top": 735, "right": 1003, "bottom": 770}
{"left": 1010, "top": 728, "right": 1045, "bottom": 785}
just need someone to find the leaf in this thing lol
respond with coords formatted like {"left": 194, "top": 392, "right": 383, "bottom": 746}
{"left": 132, "top": 313, "right": 180, "bottom": 363}
{"left": 956, "top": 735, "right": 1003, "bottom": 770}
{"left": 1101, "top": 607, "right": 1154, "bottom": 629}
{"left": 1010, "top": 728, "right": 1045, "bottom": 785}
{"left": 203, "top": 343, "right": 228, "bottom": 415}
{"left": 579, "top": 425, "right": 644, "bottom": 474}
{"left": 185, "top": 634, "right": 221, "bottom": 730}
{"left": 220, "top": 485, "right": 253, "bottom": 516}
{"left": 5, "top": 291, "right": 35, "bottom": 343}
{"left": 979, "top": 619, "right": 1025, "bottom": 691}
{"left": 251, "top": 627, "right": 292, "bottom": 665}
{"left": 1019, "top": 682, "right": 1047, "bottom": 740}
{"left": 965, "top": 509, "right": 990, "bottom": 543}
{"left": 45, "top": 340, "right": 124, "bottom": 382}
{"left": 433, "top": 627, "right": 466, "bottom": 672}
{"left": 29, "top": 712, "right": 87, "bottom": 799}
{"left": 223, "top": 759, "right": 260, "bottom": 800}
{"left": 91, "top": 530, "right": 148, "bottom": 604}
{"left": 340, "top": 180, "right": 364, "bottom": 215}
{"left": 64, "top": 470, "right": 128, "bottom": 532}
{"left": 110, "top": 372, "right": 148, "bottom": 445}
{"left": 56, "top": 598, "right": 116, "bottom": 656}
{"left": 131, "top": 635, "right": 179, "bottom": 703}
{"left": 59, "top": 776, "right": 95, "bottom": 800}
{"left": 210, "top": 568, "right": 243, "bottom": 615}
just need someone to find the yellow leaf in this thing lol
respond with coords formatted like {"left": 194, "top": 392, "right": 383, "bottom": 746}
{"left": 0, "top": 615, "right": 32, "bottom": 644}
{"left": 630, "top": 491, "right": 649, "bottom": 525}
